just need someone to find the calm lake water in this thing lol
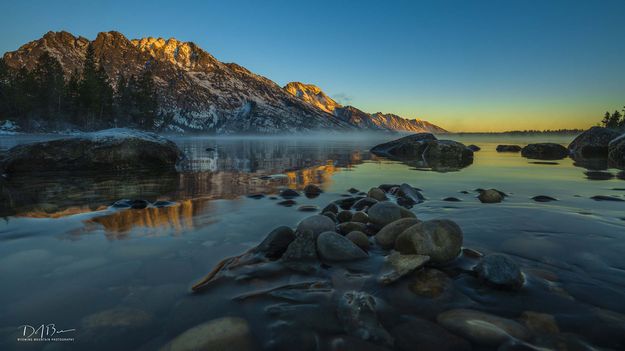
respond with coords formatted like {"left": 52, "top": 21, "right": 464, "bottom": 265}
{"left": 1, "top": 133, "right": 624, "bottom": 350}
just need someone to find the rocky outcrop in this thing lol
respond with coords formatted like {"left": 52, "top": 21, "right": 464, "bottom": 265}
{"left": 521, "top": 143, "right": 569, "bottom": 160}
{"left": 568, "top": 127, "right": 621, "bottom": 157}
{"left": 1, "top": 128, "right": 183, "bottom": 174}
{"left": 371, "top": 134, "right": 473, "bottom": 170}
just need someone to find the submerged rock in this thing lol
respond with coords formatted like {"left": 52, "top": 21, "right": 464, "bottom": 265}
{"left": 159, "top": 317, "right": 254, "bottom": 351}
{"left": 392, "top": 319, "right": 471, "bottom": 351}
{"left": 569, "top": 126, "right": 621, "bottom": 157}
{"left": 298, "top": 205, "right": 319, "bottom": 212}
{"left": 337, "top": 291, "right": 394, "bottom": 346}
{"left": 409, "top": 268, "right": 452, "bottom": 298}
{"left": 478, "top": 189, "right": 504, "bottom": 203}
{"left": 467, "top": 144, "right": 481, "bottom": 152}
{"left": 317, "top": 231, "right": 368, "bottom": 261}
{"left": 2, "top": 128, "right": 183, "bottom": 173}
{"left": 591, "top": 195, "right": 624, "bottom": 202}
{"left": 394, "top": 219, "right": 463, "bottom": 264}
{"left": 296, "top": 215, "right": 336, "bottom": 237}
{"left": 378, "top": 251, "right": 429, "bottom": 284}
{"left": 497, "top": 145, "right": 522, "bottom": 152}
{"left": 368, "top": 202, "right": 403, "bottom": 227}
{"left": 585, "top": 171, "right": 614, "bottom": 180}
{"left": 374, "top": 218, "right": 420, "bottom": 249}
{"left": 83, "top": 307, "right": 152, "bottom": 329}
{"left": 277, "top": 199, "right": 297, "bottom": 207}
{"left": 437, "top": 309, "right": 530, "bottom": 346}
{"left": 520, "top": 311, "right": 559, "bottom": 334}
{"left": 474, "top": 254, "right": 524, "bottom": 290}
{"left": 532, "top": 195, "right": 557, "bottom": 202}
{"left": 521, "top": 143, "right": 569, "bottom": 160}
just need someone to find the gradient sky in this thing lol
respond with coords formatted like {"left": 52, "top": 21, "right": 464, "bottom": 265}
{"left": 2, "top": 0, "right": 624, "bottom": 132}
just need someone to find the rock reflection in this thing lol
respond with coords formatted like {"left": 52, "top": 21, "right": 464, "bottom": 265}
{"left": 86, "top": 199, "right": 211, "bottom": 239}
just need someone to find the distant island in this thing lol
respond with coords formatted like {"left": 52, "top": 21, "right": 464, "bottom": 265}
{"left": 0, "top": 31, "right": 445, "bottom": 134}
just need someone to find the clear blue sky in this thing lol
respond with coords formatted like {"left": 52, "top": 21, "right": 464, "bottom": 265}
{"left": 2, "top": 0, "right": 624, "bottom": 131}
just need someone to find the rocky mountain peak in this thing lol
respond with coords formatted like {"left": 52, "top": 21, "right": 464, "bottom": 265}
{"left": 284, "top": 82, "right": 342, "bottom": 114}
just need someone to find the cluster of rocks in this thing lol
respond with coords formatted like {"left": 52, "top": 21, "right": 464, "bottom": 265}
{"left": 181, "top": 184, "right": 539, "bottom": 351}
{"left": 370, "top": 133, "right": 474, "bottom": 171}
{"left": 492, "top": 127, "right": 625, "bottom": 167}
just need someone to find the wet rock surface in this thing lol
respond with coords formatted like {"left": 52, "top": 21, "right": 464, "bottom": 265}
{"left": 496, "top": 144, "right": 522, "bottom": 152}
{"left": 608, "top": 133, "right": 625, "bottom": 169}
{"left": 478, "top": 189, "right": 504, "bottom": 203}
{"left": 1, "top": 128, "right": 183, "bottom": 174}
{"left": 474, "top": 254, "right": 524, "bottom": 290}
{"left": 569, "top": 126, "right": 621, "bottom": 157}
{"left": 521, "top": 143, "right": 569, "bottom": 160}
{"left": 317, "top": 231, "right": 368, "bottom": 261}
{"left": 437, "top": 309, "right": 530, "bottom": 346}
{"left": 394, "top": 219, "right": 463, "bottom": 263}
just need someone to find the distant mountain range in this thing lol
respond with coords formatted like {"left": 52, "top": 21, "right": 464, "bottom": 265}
{"left": 2, "top": 31, "right": 447, "bottom": 134}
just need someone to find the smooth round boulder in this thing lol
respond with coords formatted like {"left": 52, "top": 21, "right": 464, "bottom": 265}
{"left": 346, "top": 231, "right": 370, "bottom": 250}
{"left": 568, "top": 126, "right": 621, "bottom": 157}
{"left": 337, "top": 222, "right": 368, "bottom": 235}
{"left": 159, "top": 317, "right": 254, "bottom": 351}
{"left": 367, "top": 187, "right": 387, "bottom": 201}
{"left": 474, "top": 254, "right": 524, "bottom": 290}
{"left": 322, "top": 203, "right": 339, "bottom": 214}
{"left": 478, "top": 189, "right": 503, "bottom": 203}
{"left": 394, "top": 219, "right": 463, "bottom": 263}
{"left": 316, "top": 231, "right": 368, "bottom": 261}
{"left": 296, "top": 215, "right": 336, "bottom": 237}
{"left": 374, "top": 218, "right": 420, "bottom": 249}
{"left": 353, "top": 197, "right": 378, "bottom": 211}
{"left": 337, "top": 210, "right": 353, "bottom": 223}
{"left": 521, "top": 143, "right": 569, "bottom": 160}
{"left": 367, "top": 202, "right": 403, "bottom": 227}
{"left": 437, "top": 309, "right": 530, "bottom": 346}
{"left": 351, "top": 211, "right": 369, "bottom": 223}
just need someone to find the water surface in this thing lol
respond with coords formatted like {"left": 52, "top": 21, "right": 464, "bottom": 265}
{"left": 1, "top": 133, "right": 624, "bottom": 350}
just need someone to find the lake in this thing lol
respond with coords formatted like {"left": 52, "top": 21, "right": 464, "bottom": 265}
{"left": 1, "top": 133, "right": 624, "bottom": 350}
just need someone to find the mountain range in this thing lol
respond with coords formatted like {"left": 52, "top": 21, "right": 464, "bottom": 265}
{"left": 2, "top": 31, "right": 446, "bottom": 134}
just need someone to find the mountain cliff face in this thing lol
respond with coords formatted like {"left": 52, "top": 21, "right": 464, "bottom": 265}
{"left": 2, "top": 31, "right": 446, "bottom": 134}
{"left": 283, "top": 82, "right": 446, "bottom": 133}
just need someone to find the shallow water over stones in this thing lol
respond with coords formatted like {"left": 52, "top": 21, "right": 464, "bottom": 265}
{"left": 1, "top": 133, "right": 625, "bottom": 350}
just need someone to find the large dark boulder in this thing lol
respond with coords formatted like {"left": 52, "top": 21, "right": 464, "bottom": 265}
{"left": 1, "top": 129, "right": 183, "bottom": 174}
{"left": 423, "top": 140, "right": 474, "bottom": 169}
{"left": 371, "top": 134, "right": 473, "bottom": 170}
{"left": 370, "top": 133, "right": 437, "bottom": 159}
{"left": 496, "top": 145, "right": 521, "bottom": 152}
{"left": 521, "top": 143, "right": 569, "bottom": 160}
{"left": 608, "top": 134, "right": 625, "bottom": 169}
{"left": 568, "top": 127, "right": 621, "bottom": 157}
